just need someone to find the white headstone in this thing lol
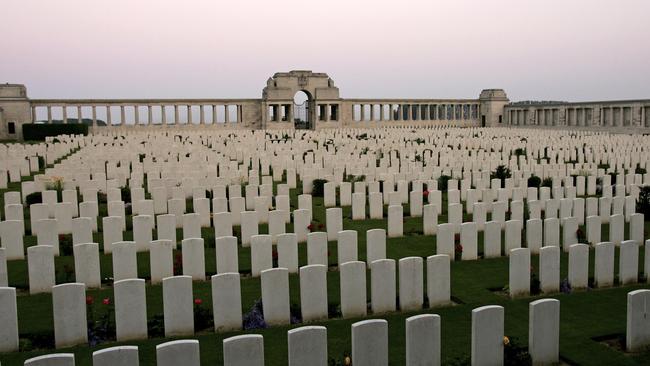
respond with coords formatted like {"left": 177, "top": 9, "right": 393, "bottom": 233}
{"left": 352, "top": 319, "right": 388, "bottom": 366}
{"left": 299, "top": 264, "right": 328, "bottom": 322}
{"left": 52, "top": 283, "right": 88, "bottom": 348}
{"left": 162, "top": 275, "right": 194, "bottom": 337}
{"left": 471, "top": 305, "right": 504, "bottom": 366}
{"left": 211, "top": 272, "right": 243, "bottom": 332}
{"left": 114, "top": 278, "right": 148, "bottom": 341}
{"left": 529, "top": 299, "right": 560, "bottom": 365}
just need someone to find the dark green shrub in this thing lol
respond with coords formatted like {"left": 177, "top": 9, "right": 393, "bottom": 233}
{"left": 120, "top": 186, "right": 131, "bottom": 203}
{"left": 635, "top": 167, "right": 647, "bottom": 175}
{"left": 25, "top": 192, "right": 43, "bottom": 205}
{"left": 491, "top": 165, "right": 512, "bottom": 181}
{"left": 22, "top": 123, "right": 88, "bottom": 141}
{"left": 438, "top": 175, "right": 452, "bottom": 191}
{"left": 504, "top": 337, "right": 532, "bottom": 365}
{"left": 527, "top": 175, "right": 541, "bottom": 188}
{"left": 514, "top": 148, "right": 526, "bottom": 156}
{"left": 636, "top": 186, "right": 650, "bottom": 220}
{"left": 312, "top": 179, "right": 327, "bottom": 197}
{"left": 541, "top": 177, "right": 553, "bottom": 188}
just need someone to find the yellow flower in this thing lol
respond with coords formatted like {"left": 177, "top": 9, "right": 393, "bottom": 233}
{"left": 503, "top": 336, "right": 510, "bottom": 346}
{"left": 344, "top": 356, "right": 351, "bottom": 365}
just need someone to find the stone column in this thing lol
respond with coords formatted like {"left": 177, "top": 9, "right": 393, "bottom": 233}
{"left": 379, "top": 104, "right": 384, "bottom": 121}
{"left": 92, "top": 106, "right": 97, "bottom": 127}
{"left": 389, "top": 105, "right": 394, "bottom": 121}
{"left": 62, "top": 105, "right": 68, "bottom": 124}
{"left": 174, "top": 105, "right": 179, "bottom": 125}
{"left": 199, "top": 105, "right": 205, "bottom": 124}
{"left": 31, "top": 105, "right": 37, "bottom": 123}
{"left": 134, "top": 106, "right": 140, "bottom": 125}
{"left": 225, "top": 105, "right": 230, "bottom": 123}
{"left": 359, "top": 104, "right": 365, "bottom": 121}
{"left": 238, "top": 105, "right": 242, "bottom": 123}
{"left": 325, "top": 104, "right": 330, "bottom": 122}
{"left": 287, "top": 105, "right": 293, "bottom": 124}
{"left": 148, "top": 105, "right": 153, "bottom": 125}
{"left": 161, "top": 105, "right": 167, "bottom": 125}
{"left": 212, "top": 105, "right": 217, "bottom": 124}
{"left": 106, "top": 106, "right": 112, "bottom": 126}
{"left": 187, "top": 105, "right": 192, "bottom": 125}
{"left": 77, "top": 106, "right": 82, "bottom": 124}
{"left": 120, "top": 105, "right": 125, "bottom": 126}
{"left": 47, "top": 106, "right": 52, "bottom": 124}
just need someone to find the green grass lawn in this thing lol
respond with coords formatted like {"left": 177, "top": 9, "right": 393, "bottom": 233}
{"left": 1, "top": 165, "right": 650, "bottom": 365}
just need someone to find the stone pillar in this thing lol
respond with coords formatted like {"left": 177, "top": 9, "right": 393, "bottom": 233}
{"left": 370, "top": 104, "right": 375, "bottom": 121}
{"left": 31, "top": 105, "right": 37, "bottom": 123}
{"left": 92, "top": 106, "right": 97, "bottom": 127}
{"left": 161, "top": 105, "right": 166, "bottom": 125}
{"left": 134, "top": 106, "right": 140, "bottom": 125}
{"left": 62, "top": 105, "right": 68, "bottom": 124}
{"left": 187, "top": 105, "right": 192, "bottom": 124}
{"left": 199, "top": 105, "right": 205, "bottom": 124}
{"left": 225, "top": 104, "right": 230, "bottom": 123}
{"left": 287, "top": 105, "right": 293, "bottom": 124}
{"left": 212, "top": 105, "right": 217, "bottom": 124}
{"left": 47, "top": 105, "right": 52, "bottom": 124}
{"left": 106, "top": 106, "right": 112, "bottom": 125}
{"left": 120, "top": 105, "right": 125, "bottom": 126}
{"left": 77, "top": 105, "right": 82, "bottom": 124}
{"left": 174, "top": 105, "right": 179, "bottom": 125}
{"left": 325, "top": 104, "right": 330, "bottom": 122}
{"left": 238, "top": 105, "right": 242, "bottom": 123}
{"left": 148, "top": 105, "right": 153, "bottom": 125}
{"left": 379, "top": 104, "right": 384, "bottom": 121}
{"left": 360, "top": 104, "right": 365, "bottom": 121}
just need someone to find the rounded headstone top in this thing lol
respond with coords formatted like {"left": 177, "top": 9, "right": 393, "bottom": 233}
{"left": 479, "top": 89, "right": 508, "bottom": 101}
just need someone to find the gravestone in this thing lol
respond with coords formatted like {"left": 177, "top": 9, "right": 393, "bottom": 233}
{"left": 399, "top": 257, "right": 424, "bottom": 311}
{"left": 340, "top": 261, "right": 367, "bottom": 318}
{"left": 162, "top": 275, "right": 194, "bottom": 337}
{"left": 299, "top": 264, "right": 328, "bottom": 322}
{"left": 215, "top": 236, "right": 239, "bottom": 274}
{"left": 626, "top": 289, "right": 650, "bottom": 351}
{"left": 156, "top": 340, "right": 200, "bottom": 366}
{"left": 150, "top": 239, "right": 174, "bottom": 284}
{"left": 471, "top": 305, "right": 504, "bottom": 366}
{"left": 261, "top": 268, "right": 291, "bottom": 325}
{"left": 212, "top": 273, "right": 243, "bottom": 332}
{"left": 529, "top": 299, "right": 560, "bottom": 365}
{"left": 0, "top": 287, "right": 18, "bottom": 352}
{"left": 406, "top": 314, "right": 440, "bottom": 366}
{"left": 27, "top": 245, "right": 55, "bottom": 294}
{"left": 223, "top": 334, "right": 264, "bottom": 366}
{"left": 370, "top": 259, "right": 396, "bottom": 314}
{"left": 92, "top": 346, "right": 139, "bottom": 366}
{"left": 594, "top": 242, "right": 614, "bottom": 288}
{"left": 114, "top": 279, "right": 148, "bottom": 341}
{"left": 53, "top": 283, "right": 88, "bottom": 348}
{"left": 288, "top": 326, "right": 328, "bottom": 366}
{"left": 539, "top": 246, "right": 560, "bottom": 293}
{"left": 352, "top": 319, "right": 388, "bottom": 366}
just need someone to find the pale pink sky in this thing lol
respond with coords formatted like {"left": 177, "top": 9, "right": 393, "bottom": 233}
{"left": 2, "top": 0, "right": 649, "bottom": 102}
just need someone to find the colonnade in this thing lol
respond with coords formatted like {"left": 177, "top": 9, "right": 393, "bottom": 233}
{"left": 267, "top": 103, "right": 340, "bottom": 122}
{"left": 350, "top": 102, "right": 480, "bottom": 122}
{"left": 506, "top": 104, "right": 650, "bottom": 128}
{"left": 31, "top": 102, "right": 245, "bottom": 126}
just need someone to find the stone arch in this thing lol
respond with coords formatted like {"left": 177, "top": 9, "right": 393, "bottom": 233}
{"left": 262, "top": 70, "right": 339, "bottom": 130}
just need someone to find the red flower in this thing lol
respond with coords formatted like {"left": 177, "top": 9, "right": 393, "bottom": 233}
{"left": 86, "top": 296, "right": 94, "bottom": 305}
{"left": 102, "top": 298, "right": 111, "bottom": 305}
{"left": 272, "top": 249, "right": 278, "bottom": 259}
{"left": 318, "top": 224, "right": 324, "bottom": 229}
{"left": 194, "top": 298, "right": 203, "bottom": 305}
{"left": 423, "top": 190, "right": 430, "bottom": 197}
{"left": 307, "top": 224, "right": 314, "bottom": 232}
{"left": 455, "top": 244, "right": 463, "bottom": 253}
